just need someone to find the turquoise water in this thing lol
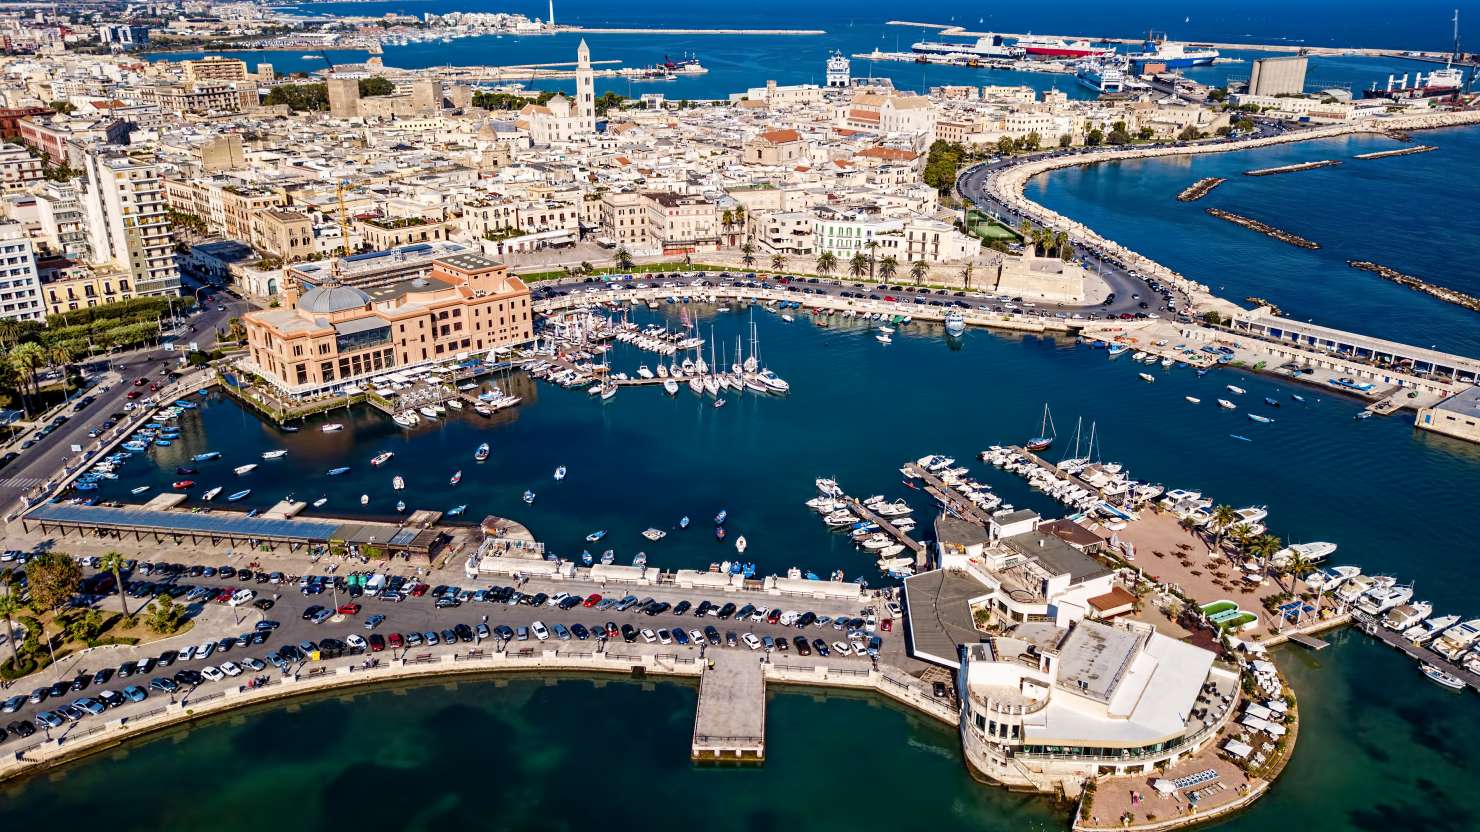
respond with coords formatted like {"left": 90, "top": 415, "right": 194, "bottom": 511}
{"left": 1031, "top": 126, "right": 1480, "bottom": 357}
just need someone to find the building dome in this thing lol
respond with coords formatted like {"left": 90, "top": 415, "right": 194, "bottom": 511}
{"left": 298, "top": 284, "right": 369, "bottom": 314}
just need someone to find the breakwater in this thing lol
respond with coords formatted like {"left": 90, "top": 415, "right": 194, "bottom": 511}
{"left": 1353, "top": 145, "right": 1436, "bottom": 160}
{"left": 1349, "top": 260, "right": 1480, "bottom": 314}
{"left": 1245, "top": 296, "right": 1284, "bottom": 315}
{"left": 1206, "top": 208, "right": 1320, "bottom": 249}
{"left": 1176, "top": 177, "right": 1226, "bottom": 202}
{"left": 1244, "top": 159, "right": 1341, "bottom": 177}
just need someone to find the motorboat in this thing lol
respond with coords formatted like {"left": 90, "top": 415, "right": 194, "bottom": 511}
{"left": 261, "top": 450, "right": 288, "bottom": 460}
{"left": 600, "top": 550, "right": 615, "bottom": 565}
{"left": 1273, "top": 541, "right": 1336, "bottom": 566}
{"left": 714, "top": 509, "right": 728, "bottom": 525}
{"left": 327, "top": 467, "right": 351, "bottom": 476}
{"left": 1217, "top": 399, "right": 1237, "bottom": 409}
{"left": 1421, "top": 663, "right": 1466, "bottom": 691}
{"left": 371, "top": 452, "right": 394, "bottom": 466}
{"left": 735, "top": 535, "right": 748, "bottom": 553}
{"left": 234, "top": 464, "right": 258, "bottom": 476}
{"left": 1185, "top": 396, "right": 1200, "bottom": 404}
{"left": 523, "top": 490, "right": 535, "bottom": 504}
{"left": 192, "top": 451, "right": 222, "bottom": 462}
{"left": 586, "top": 530, "right": 608, "bottom": 542}
{"left": 131, "top": 485, "right": 150, "bottom": 495}
{"left": 172, "top": 480, "right": 195, "bottom": 490}
{"left": 321, "top": 423, "right": 344, "bottom": 433}
{"left": 663, "top": 380, "right": 679, "bottom": 396}
{"left": 474, "top": 443, "right": 490, "bottom": 462}
{"left": 714, "top": 398, "right": 725, "bottom": 408}
{"left": 715, "top": 526, "right": 727, "bottom": 541}
{"left": 449, "top": 470, "right": 462, "bottom": 486}
{"left": 1138, "top": 372, "right": 1155, "bottom": 383}
{"left": 1248, "top": 413, "right": 1274, "bottom": 423}
{"left": 1403, "top": 613, "right": 1459, "bottom": 642}
{"left": 637, "top": 365, "right": 654, "bottom": 379}
{"left": 554, "top": 466, "right": 567, "bottom": 481}
{"left": 875, "top": 333, "right": 892, "bottom": 344}
{"left": 360, "top": 494, "right": 369, "bottom": 506}
{"left": 312, "top": 496, "right": 328, "bottom": 508}
{"left": 1226, "top": 385, "right": 1246, "bottom": 395}
{"left": 1383, "top": 601, "right": 1434, "bottom": 631}
{"left": 1264, "top": 397, "right": 1281, "bottom": 407}
{"left": 396, "top": 501, "right": 406, "bottom": 513}
{"left": 678, "top": 516, "right": 690, "bottom": 529}
{"left": 632, "top": 552, "right": 648, "bottom": 568}
{"left": 202, "top": 486, "right": 223, "bottom": 500}
{"left": 420, "top": 406, "right": 439, "bottom": 419}
{"left": 447, "top": 505, "right": 467, "bottom": 517}
{"left": 176, "top": 466, "right": 198, "bottom": 475}
{"left": 227, "top": 489, "right": 251, "bottom": 501}
{"left": 393, "top": 476, "right": 405, "bottom": 490}
{"left": 642, "top": 528, "right": 667, "bottom": 541}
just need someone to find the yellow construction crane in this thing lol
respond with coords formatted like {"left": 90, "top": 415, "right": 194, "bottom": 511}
{"left": 335, "top": 180, "right": 352, "bottom": 256}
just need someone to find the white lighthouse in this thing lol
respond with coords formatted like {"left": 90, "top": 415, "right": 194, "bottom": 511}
{"left": 826, "top": 50, "right": 850, "bottom": 87}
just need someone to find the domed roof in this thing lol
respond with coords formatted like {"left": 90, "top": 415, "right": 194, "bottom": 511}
{"left": 299, "top": 284, "right": 369, "bottom": 314}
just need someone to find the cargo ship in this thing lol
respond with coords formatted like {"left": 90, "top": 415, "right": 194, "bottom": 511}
{"left": 911, "top": 33, "right": 1024, "bottom": 59}
{"left": 1362, "top": 60, "right": 1465, "bottom": 99}
{"left": 1012, "top": 35, "right": 1114, "bottom": 59}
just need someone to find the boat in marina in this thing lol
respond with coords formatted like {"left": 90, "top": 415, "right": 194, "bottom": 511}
{"left": 262, "top": 450, "right": 288, "bottom": 460}
{"left": 1264, "top": 397, "right": 1281, "bottom": 407}
{"left": 176, "top": 466, "right": 197, "bottom": 475}
{"left": 327, "top": 467, "right": 351, "bottom": 476}
{"left": 600, "top": 550, "right": 615, "bottom": 565}
{"left": 1273, "top": 541, "right": 1336, "bottom": 566}
{"left": 131, "top": 485, "right": 150, "bottom": 495}
{"left": 447, "top": 505, "right": 467, "bottom": 517}
{"left": 876, "top": 333, "right": 892, "bottom": 344}
{"left": 944, "top": 311, "right": 966, "bottom": 335}
{"left": 714, "top": 526, "right": 726, "bottom": 541}
{"left": 1014, "top": 34, "right": 1113, "bottom": 58}
{"left": 663, "top": 379, "right": 679, "bottom": 396}
{"left": 714, "top": 398, "right": 726, "bottom": 408}
{"left": 1422, "top": 663, "right": 1466, "bottom": 690}
{"left": 313, "top": 496, "right": 328, "bottom": 508}
{"left": 637, "top": 365, "right": 654, "bottom": 379}
{"left": 1106, "top": 343, "right": 1129, "bottom": 356}
{"left": 1185, "top": 396, "right": 1201, "bottom": 404}
{"left": 396, "top": 501, "right": 406, "bottom": 512}
{"left": 586, "top": 529, "right": 608, "bottom": 542}
{"left": 172, "top": 480, "right": 195, "bottom": 490}
{"left": 1127, "top": 34, "right": 1218, "bottom": 68}
{"left": 1383, "top": 601, "right": 1434, "bottom": 631}
{"left": 1026, "top": 403, "right": 1056, "bottom": 452}
{"left": 911, "top": 33, "right": 1023, "bottom": 59}
{"left": 735, "top": 535, "right": 748, "bottom": 553}
{"left": 642, "top": 528, "right": 667, "bottom": 541}
{"left": 371, "top": 452, "right": 394, "bottom": 466}
{"left": 393, "top": 476, "right": 405, "bottom": 490}
{"left": 449, "top": 470, "right": 462, "bottom": 486}
{"left": 523, "top": 490, "right": 535, "bottom": 504}
{"left": 321, "top": 423, "right": 343, "bottom": 433}
{"left": 192, "top": 451, "right": 222, "bottom": 462}
{"left": 1248, "top": 413, "right": 1274, "bottom": 423}
{"left": 633, "top": 552, "right": 647, "bottom": 568}
{"left": 445, "top": 399, "right": 462, "bottom": 410}
{"left": 227, "top": 489, "right": 251, "bottom": 501}
{"left": 1227, "top": 385, "right": 1246, "bottom": 395}
{"left": 1217, "top": 399, "right": 1237, "bottom": 409}
{"left": 714, "top": 509, "right": 728, "bottom": 525}
{"left": 234, "top": 464, "right": 258, "bottom": 476}
{"left": 360, "top": 494, "right": 369, "bottom": 505}
{"left": 1138, "top": 372, "right": 1155, "bottom": 383}
{"left": 1404, "top": 613, "right": 1459, "bottom": 642}
{"left": 420, "top": 406, "right": 439, "bottom": 419}
{"left": 474, "top": 443, "right": 490, "bottom": 462}
{"left": 678, "top": 515, "right": 690, "bottom": 529}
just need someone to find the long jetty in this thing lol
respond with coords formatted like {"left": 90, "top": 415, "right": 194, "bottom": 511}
{"left": 1353, "top": 145, "right": 1436, "bottom": 160}
{"left": 1349, "top": 260, "right": 1480, "bottom": 315}
{"left": 1177, "top": 177, "right": 1226, "bottom": 202}
{"left": 844, "top": 495, "right": 926, "bottom": 568}
{"left": 1352, "top": 611, "right": 1480, "bottom": 692}
{"left": 901, "top": 463, "right": 993, "bottom": 527}
{"left": 1206, "top": 208, "right": 1320, "bottom": 249}
{"left": 1244, "top": 159, "right": 1341, "bottom": 177}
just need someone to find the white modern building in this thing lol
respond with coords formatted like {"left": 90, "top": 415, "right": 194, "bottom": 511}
{"left": 79, "top": 149, "right": 180, "bottom": 297}
{"left": 0, "top": 219, "right": 43, "bottom": 321}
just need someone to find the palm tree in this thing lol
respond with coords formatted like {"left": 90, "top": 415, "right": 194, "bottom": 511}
{"left": 770, "top": 253, "right": 786, "bottom": 273}
{"left": 1017, "top": 219, "right": 1033, "bottom": 241}
{"left": 614, "top": 247, "right": 634, "bottom": 271}
{"left": 1227, "top": 523, "right": 1255, "bottom": 557}
{"left": 10, "top": 342, "right": 45, "bottom": 415}
{"left": 733, "top": 205, "right": 747, "bottom": 239}
{"left": 0, "top": 579, "right": 17, "bottom": 670}
{"left": 848, "top": 253, "right": 869, "bottom": 278}
{"left": 740, "top": 242, "right": 756, "bottom": 268}
{"left": 959, "top": 261, "right": 973, "bottom": 289}
{"left": 720, "top": 208, "right": 735, "bottom": 236}
{"left": 910, "top": 260, "right": 929, "bottom": 286}
{"left": 1285, "top": 550, "right": 1311, "bottom": 597}
{"left": 864, "top": 240, "right": 880, "bottom": 278}
{"left": 0, "top": 320, "right": 21, "bottom": 351}
{"left": 1209, "top": 504, "right": 1237, "bottom": 549}
{"left": 98, "top": 550, "right": 131, "bottom": 620}
{"left": 815, "top": 251, "right": 837, "bottom": 276}
{"left": 878, "top": 255, "right": 898, "bottom": 282}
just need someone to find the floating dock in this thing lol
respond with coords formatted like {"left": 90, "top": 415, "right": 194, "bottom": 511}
{"left": 1355, "top": 611, "right": 1480, "bottom": 692}
{"left": 1244, "top": 159, "right": 1341, "bottom": 177}
{"left": 692, "top": 651, "right": 766, "bottom": 761}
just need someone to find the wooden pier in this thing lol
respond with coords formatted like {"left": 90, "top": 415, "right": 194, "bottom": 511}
{"left": 844, "top": 495, "right": 926, "bottom": 568}
{"left": 901, "top": 463, "right": 993, "bottom": 528}
{"left": 692, "top": 651, "right": 766, "bottom": 762}
{"left": 1287, "top": 633, "right": 1329, "bottom": 650}
{"left": 1353, "top": 611, "right": 1480, "bottom": 693}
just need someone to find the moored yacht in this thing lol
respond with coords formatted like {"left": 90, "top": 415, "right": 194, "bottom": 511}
{"left": 1383, "top": 600, "right": 1434, "bottom": 631}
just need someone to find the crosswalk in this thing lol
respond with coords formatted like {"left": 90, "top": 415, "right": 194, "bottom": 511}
{"left": 0, "top": 477, "right": 45, "bottom": 489}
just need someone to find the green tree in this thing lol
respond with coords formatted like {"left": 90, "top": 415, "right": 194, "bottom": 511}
{"left": 357, "top": 76, "right": 395, "bottom": 97}
{"left": 922, "top": 139, "right": 965, "bottom": 194}
{"left": 995, "top": 136, "right": 1015, "bottom": 155}
{"left": 65, "top": 608, "right": 103, "bottom": 643}
{"left": 1137, "top": 127, "right": 1154, "bottom": 140}
{"left": 770, "top": 253, "right": 786, "bottom": 273}
{"left": 0, "top": 586, "right": 19, "bottom": 669}
{"left": 878, "top": 255, "right": 898, "bottom": 282}
{"left": 144, "top": 593, "right": 186, "bottom": 635}
{"left": 25, "top": 552, "right": 81, "bottom": 614}
{"left": 740, "top": 242, "right": 756, "bottom": 268}
{"left": 263, "top": 82, "right": 328, "bottom": 112}
{"left": 1177, "top": 125, "right": 1202, "bottom": 141}
{"left": 1208, "top": 87, "right": 1229, "bottom": 102}
{"left": 98, "top": 551, "right": 132, "bottom": 620}
{"left": 1209, "top": 505, "right": 1238, "bottom": 550}
{"left": 1107, "top": 127, "right": 1132, "bottom": 145}
{"left": 848, "top": 253, "right": 869, "bottom": 278}
{"left": 720, "top": 209, "right": 735, "bottom": 238}
{"left": 614, "top": 247, "right": 634, "bottom": 271}
{"left": 1086, "top": 128, "right": 1104, "bottom": 146}
{"left": 1023, "top": 131, "right": 1041, "bottom": 151}
{"left": 732, "top": 205, "right": 747, "bottom": 238}
{"left": 911, "top": 259, "right": 929, "bottom": 286}
{"left": 864, "top": 240, "right": 880, "bottom": 278}
{"left": 48, "top": 100, "right": 75, "bottom": 115}
{"left": 1058, "top": 133, "right": 1072, "bottom": 148}
{"left": 594, "top": 91, "right": 626, "bottom": 116}
{"left": 815, "top": 251, "right": 837, "bottom": 276}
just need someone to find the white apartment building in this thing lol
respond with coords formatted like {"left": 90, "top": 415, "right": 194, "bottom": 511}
{"left": 80, "top": 149, "right": 180, "bottom": 296}
{"left": 33, "top": 180, "right": 89, "bottom": 259}
{"left": 0, "top": 219, "right": 43, "bottom": 321}
{"left": 813, "top": 210, "right": 976, "bottom": 264}
{"left": 0, "top": 144, "right": 41, "bottom": 193}
{"left": 642, "top": 192, "right": 720, "bottom": 254}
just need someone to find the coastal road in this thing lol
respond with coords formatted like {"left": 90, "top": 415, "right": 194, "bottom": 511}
{"left": 0, "top": 294, "right": 252, "bottom": 517}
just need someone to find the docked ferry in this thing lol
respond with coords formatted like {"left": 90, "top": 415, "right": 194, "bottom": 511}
{"left": 1013, "top": 35, "right": 1114, "bottom": 59}
{"left": 911, "top": 34, "right": 1024, "bottom": 59}
{"left": 1076, "top": 61, "right": 1127, "bottom": 94}
{"left": 1127, "top": 35, "right": 1218, "bottom": 68}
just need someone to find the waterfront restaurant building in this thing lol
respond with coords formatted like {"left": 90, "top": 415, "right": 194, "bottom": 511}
{"left": 242, "top": 252, "right": 532, "bottom": 396}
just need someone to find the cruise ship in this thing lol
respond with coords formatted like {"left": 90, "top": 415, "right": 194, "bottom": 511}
{"left": 1013, "top": 35, "right": 1114, "bottom": 59}
{"left": 1127, "top": 35, "right": 1218, "bottom": 68}
{"left": 911, "top": 34, "right": 1023, "bottom": 59}
{"left": 1362, "top": 61, "right": 1465, "bottom": 99}
{"left": 1076, "top": 61, "right": 1127, "bottom": 94}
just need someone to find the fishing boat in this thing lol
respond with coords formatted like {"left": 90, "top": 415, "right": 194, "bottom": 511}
{"left": 1248, "top": 413, "right": 1274, "bottom": 423}
{"left": 1355, "top": 411, "right": 1373, "bottom": 421}
{"left": 678, "top": 515, "right": 690, "bottom": 529}
{"left": 449, "top": 470, "right": 462, "bottom": 486}
{"left": 445, "top": 399, "right": 462, "bottom": 410}
{"left": 523, "top": 490, "right": 535, "bottom": 504}
{"left": 393, "top": 475, "right": 405, "bottom": 490}
{"left": 586, "top": 529, "right": 608, "bottom": 542}
{"left": 663, "top": 379, "right": 679, "bottom": 396}
{"left": 321, "top": 423, "right": 344, "bottom": 433}
{"left": 192, "top": 451, "right": 222, "bottom": 462}
{"left": 234, "top": 464, "right": 258, "bottom": 476}
{"left": 371, "top": 451, "right": 394, "bottom": 466}
{"left": 227, "top": 489, "right": 251, "bottom": 501}
{"left": 1264, "top": 397, "right": 1281, "bottom": 407}
{"left": 1226, "top": 385, "right": 1246, "bottom": 395}
{"left": 632, "top": 552, "right": 648, "bottom": 568}
{"left": 261, "top": 450, "right": 288, "bottom": 460}
{"left": 581, "top": 550, "right": 593, "bottom": 566}
{"left": 1185, "top": 396, "right": 1201, "bottom": 404}
{"left": 176, "top": 466, "right": 198, "bottom": 475}
{"left": 1026, "top": 403, "right": 1056, "bottom": 452}
{"left": 396, "top": 500, "right": 406, "bottom": 512}
{"left": 1106, "top": 343, "right": 1129, "bottom": 356}
{"left": 327, "top": 466, "right": 351, "bottom": 476}
{"left": 1421, "top": 663, "right": 1466, "bottom": 691}
{"left": 474, "top": 443, "right": 490, "bottom": 462}
{"left": 1291, "top": 393, "right": 1306, "bottom": 402}
{"left": 1217, "top": 399, "right": 1237, "bottom": 409}
{"left": 600, "top": 550, "right": 615, "bottom": 565}
{"left": 554, "top": 466, "right": 567, "bottom": 481}
{"left": 715, "top": 526, "right": 727, "bottom": 541}
{"left": 735, "top": 535, "right": 748, "bottom": 553}
{"left": 360, "top": 494, "right": 369, "bottom": 505}
{"left": 447, "top": 504, "right": 467, "bottom": 517}
{"left": 1138, "top": 372, "right": 1155, "bottom": 383}
{"left": 875, "top": 333, "right": 892, "bottom": 344}
{"left": 172, "top": 480, "right": 195, "bottom": 490}
{"left": 642, "top": 528, "right": 667, "bottom": 541}
{"left": 714, "top": 509, "right": 728, "bottom": 525}
{"left": 312, "top": 496, "right": 328, "bottom": 508}
{"left": 131, "top": 485, "right": 150, "bottom": 495}
{"left": 420, "top": 406, "right": 439, "bottom": 419}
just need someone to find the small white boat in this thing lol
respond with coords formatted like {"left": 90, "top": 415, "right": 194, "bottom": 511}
{"left": 360, "top": 494, "right": 369, "bottom": 505}
{"left": 202, "top": 486, "right": 223, "bottom": 501}
{"left": 523, "top": 490, "right": 535, "bottom": 504}
{"left": 420, "top": 406, "right": 438, "bottom": 419}
{"left": 396, "top": 500, "right": 406, "bottom": 512}
{"left": 637, "top": 365, "right": 654, "bottom": 379}
{"left": 1248, "top": 413, "right": 1273, "bottom": 423}
{"left": 554, "top": 466, "right": 567, "bottom": 481}
{"left": 663, "top": 380, "right": 679, "bottom": 396}
{"left": 714, "top": 398, "right": 726, "bottom": 408}
{"left": 876, "top": 333, "right": 892, "bottom": 344}
{"left": 321, "top": 423, "right": 344, "bottom": 433}
{"left": 312, "top": 496, "right": 328, "bottom": 508}
{"left": 234, "top": 464, "right": 258, "bottom": 476}
{"left": 1226, "top": 385, "right": 1246, "bottom": 395}
{"left": 735, "top": 535, "right": 747, "bottom": 553}
{"left": 392, "top": 476, "right": 405, "bottom": 490}
{"left": 1422, "top": 663, "right": 1466, "bottom": 691}
{"left": 131, "top": 485, "right": 150, "bottom": 495}
{"left": 1185, "top": 396, "right": 1201, "bottom": 404}
{"left": 1138, "top": 372, "right": 1155, "bottom": 383}
{"left": 642, "top": 528, "right": 667, "bottom": 541}
{"left": 261, "top": 450, "right": 288, "bottom": 460}
{"left": 1217, "top": 399, "right": 1237, "bottom": 410}
{"left": 445, "top": 399, "right": 462, "bottom": 410}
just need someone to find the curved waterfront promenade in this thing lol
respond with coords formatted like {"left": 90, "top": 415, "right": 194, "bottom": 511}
{"left": 981, "top": 110, "right": 1480, "bottom": 315}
